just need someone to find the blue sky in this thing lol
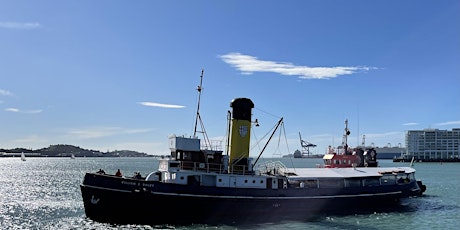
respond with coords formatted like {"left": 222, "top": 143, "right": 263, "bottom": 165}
{"left": 1, "top": 1, "right": 459, "bottom": 156}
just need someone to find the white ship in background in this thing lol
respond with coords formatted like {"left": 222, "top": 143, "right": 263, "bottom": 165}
{"left": 374, "top": 146, "right": 405, "bottom": 159}
{"left": 361, "top": 135, "right": 406, "bottom": 159}
{"left": 358, "top": 135, "right": 405, "bottom": 160}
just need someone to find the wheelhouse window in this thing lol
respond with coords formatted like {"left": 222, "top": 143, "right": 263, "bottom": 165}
{"left": 408, "top": 173, "right": 415, "bottom": 181}
{"left": 345, "top": 178, "right": 362, "bottom": 187}
{"left": 380, "top": 175, "right": 396, "bottom": 185}
{"left": 183, "top": 152, "right": 192, "bottom": 160}
{"left": 304, "top": 179, "right": 318, "bottom": 188}
{"left": 396, "top": 173, "right": 412, "bottom": 184}
{"left": 319, "top": 179, "right": 344, "bottom": 188}
{"left": 289, "top": 179, "right": 318, "bottom": 189}
{"left": 169, "top": 162, "right": 180, "bottom": 168}
{"left": 363, "top": 177, "right": 380, "bottom": 187}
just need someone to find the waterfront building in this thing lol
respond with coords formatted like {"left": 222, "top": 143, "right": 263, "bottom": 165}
{"left": 405, "top": 128, "right": 460, "bottom": 161}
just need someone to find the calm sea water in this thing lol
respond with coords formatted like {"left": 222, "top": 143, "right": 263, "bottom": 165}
{"left": 0, "top": 157, "right": 458, "bottom": 230}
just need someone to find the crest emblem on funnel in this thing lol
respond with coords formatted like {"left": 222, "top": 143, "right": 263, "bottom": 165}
{"left": 239, "top": 126, "right": 248, "bottom": 137}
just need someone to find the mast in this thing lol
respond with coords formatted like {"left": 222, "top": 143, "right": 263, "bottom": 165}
{"left": 192, "top": 69, "right": 211, "bottom": 148}
{"left": 193, "top": 69, "right": 204, "bottom": 138}
{"left": 342, "top": 119, "right": 350, "bottom": 154}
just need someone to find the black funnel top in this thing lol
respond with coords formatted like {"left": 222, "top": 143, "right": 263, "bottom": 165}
{"left": 230, "top": 98, "right": 254, "bottom": 121}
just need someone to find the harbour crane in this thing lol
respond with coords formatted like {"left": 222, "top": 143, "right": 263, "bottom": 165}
{"left": 299, "top": 132, "right": 317, "bottom": 157}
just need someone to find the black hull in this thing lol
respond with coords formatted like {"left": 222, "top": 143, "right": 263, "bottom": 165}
{"left": 81, "top": 173, "right": 420, "bottom": 225}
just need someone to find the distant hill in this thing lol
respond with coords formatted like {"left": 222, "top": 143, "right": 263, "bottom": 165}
{"left": 0, "top": 144, "right": 151, "bottom": 157}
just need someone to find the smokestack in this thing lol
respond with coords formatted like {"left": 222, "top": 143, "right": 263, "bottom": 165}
{"left": 229, "top": 98, "right": 254, "bottom": 169}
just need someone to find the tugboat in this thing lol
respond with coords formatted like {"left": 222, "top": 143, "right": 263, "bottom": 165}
{"left": 323, "top": 120, "right": 378, "bottom": 168}
{"left": 80, "top": 72, "right": 425, "bottom": 225}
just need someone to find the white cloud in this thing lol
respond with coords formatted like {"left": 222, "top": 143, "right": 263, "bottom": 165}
{"left": 124, "top": 128, "right": 154, "bottom": 134}
{"left": 0, "top": 89, "right": 13, "bottom": 96}
{"left": 138, "top": 102, "right": 185, "bottom": 109}
{"left": 26, "top": 109, "right": 42, "bottom": 114}
{"left": 403, "top": 122, "right": 419, "bottom": 126}
{"left": 5, "top": 108, "right": 42, "bottom": 114}
{"left": 220, "top": 53, "right": 374, "bottom": 79}
{"left": 5, "top": 108, "right": 20, "bottom": 112}
{"left": 435, "top": 120, "right": 460, "bottom": 126}
{"left": 0, "top": 22, "right": 42, "bottom": 30}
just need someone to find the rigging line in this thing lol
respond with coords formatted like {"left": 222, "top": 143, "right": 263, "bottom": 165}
{"left": 272, "top": 121, "right": 288, "bottom": 157}
{"left": 276, "top": 122, "right": 283, "bottom": 150}
{"left": 281, "top": 121, "right": 296, "bottom": 172}
{"left": 253, "top": 117, "right": 284, "bottom": 166}
{"left": 254, "top": 107, "right": 282, "bottom": 120}
{"left": 250, "top": 119, "right": 279, "bottom": 152}
{"left": 250, "top": 124, "right": 262, "bottom": 153}
{"left": 198, "top": 113, "right": 212, "bottom": 149}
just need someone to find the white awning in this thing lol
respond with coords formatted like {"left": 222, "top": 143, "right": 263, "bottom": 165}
{"left": 286, "top": 167, "right": 416, "bottom": 179}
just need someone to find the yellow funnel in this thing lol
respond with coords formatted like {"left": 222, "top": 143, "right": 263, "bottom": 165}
{"left": 229, "top": 98, "right": 254, "bottom": 167}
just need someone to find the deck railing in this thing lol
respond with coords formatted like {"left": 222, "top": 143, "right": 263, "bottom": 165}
{"left": 254, "top": 160, "right": 288, "bottom": 176}
{"left": 178, "top": 161, "right": 254, "bottom": 175}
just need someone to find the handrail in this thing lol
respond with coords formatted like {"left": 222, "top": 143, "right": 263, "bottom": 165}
{"left": 178, "top": 161, "right": 254, "bottom": 175}
{"left": 255, "top": 160, "right": 287, "bottom": 176}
